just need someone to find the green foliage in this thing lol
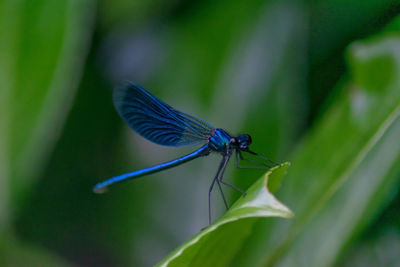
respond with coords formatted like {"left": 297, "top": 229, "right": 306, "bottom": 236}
{"left": 0, "top": 234, "right": 72, "bottom": 267}
{"left": 0, "top": 0, "right": 94, "bottom": 214}
{"left": 158, "top": 163, "right": 293, "bottom": 266}
{"left": 269, "top": 29, "right": 400, "bottom": 267}
{"left": 0, "top": 0, "right": 94, "bottom": 264}
{"left": 156, "top": 17, "right": 400, "bottom": 265}
{"left": 1, "top": 0, "right": 400, "bottom": 266}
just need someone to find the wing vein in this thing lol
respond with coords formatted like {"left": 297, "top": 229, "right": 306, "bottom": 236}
{"left": 113, "top": 81, "right": 214, "bottom": 147}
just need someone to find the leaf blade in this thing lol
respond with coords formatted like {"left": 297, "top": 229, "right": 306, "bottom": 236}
{"left": 157, "top": 162, "right": 293, "bottom": 266}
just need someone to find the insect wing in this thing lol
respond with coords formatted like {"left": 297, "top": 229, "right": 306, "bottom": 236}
{"left": 113, "top": 82, "right": 214, "bottom": 147}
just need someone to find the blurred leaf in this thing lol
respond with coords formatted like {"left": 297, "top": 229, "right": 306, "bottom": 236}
{"left": 15, "top": 66, "right": 137, "bottom": 267}
{"left": 246, "top": 15, "right": 400, "bottom": 267}
{"left": 307, "top": 0, "right": 399, "bottom": 118}
{"left": 0, "top": 234, "right": 72, "bottom": 267}
{"left": 0, "top": 0, "right": 18, "bottom": 229}
{"left": 0, "top": 0, "right": 95, "bottom": 210}
{"left": 341, "top": 228, "right": 400, "bottom": 267}
{"left": 308, "top": 0, "right": 398, "bottom": 61}
{"left": 0, "top": 0, "right": 95, "bottom": 264}
{"left": 157, "top": 162, "right": 293, "bottom": 266}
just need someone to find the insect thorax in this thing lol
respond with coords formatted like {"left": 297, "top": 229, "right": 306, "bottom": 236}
{"left": 208, "top": 128, "right": 232, "bottom": 152}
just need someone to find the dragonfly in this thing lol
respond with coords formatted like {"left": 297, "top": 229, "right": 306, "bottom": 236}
{"left": 93, "top": 81, "right": 278, "bottom": 224}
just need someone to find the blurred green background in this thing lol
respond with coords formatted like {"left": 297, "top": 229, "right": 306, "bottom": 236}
{"left": 1, "top": 0, "right": 400, "bottom": 266}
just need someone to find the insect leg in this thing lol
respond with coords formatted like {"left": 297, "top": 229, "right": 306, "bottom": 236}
{"left": 216, "top": 179, "right": 228, "bottom": 210}
{"left": 219, "top": 154, "right": 246, "bottom": 196}
{"left": 209, "top": 156, "right": 226, "bottom": 224}
{"left": 235, "top": 150, "right": 270, "bottom": 170}
{"left": 247, "top": 150, "right": 280, "bottom": 166}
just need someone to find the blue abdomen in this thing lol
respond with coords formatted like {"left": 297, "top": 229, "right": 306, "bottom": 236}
{"left": 208, "top": 129, "right": 232, "bottom": 151}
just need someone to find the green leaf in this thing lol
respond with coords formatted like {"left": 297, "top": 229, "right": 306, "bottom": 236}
{"left": 0, "top": 0, "right": 95, "bottom": 216}
{"left": 244, "top": 15, "right": 400, "bottom": 266}
{"left": 157, "top": 162, "right": 293, "bottom": 266}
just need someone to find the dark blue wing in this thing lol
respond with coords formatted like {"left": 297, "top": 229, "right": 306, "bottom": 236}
{"left": 113, "top": 81, "right": 215, "bottom": 147}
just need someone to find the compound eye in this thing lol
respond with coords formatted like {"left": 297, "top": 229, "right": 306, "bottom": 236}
{"left": 245, "top": 134, "right": 252, "bottom": 145}
{"left": 237, "top": 134, "right": 251, "bottom": 150}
